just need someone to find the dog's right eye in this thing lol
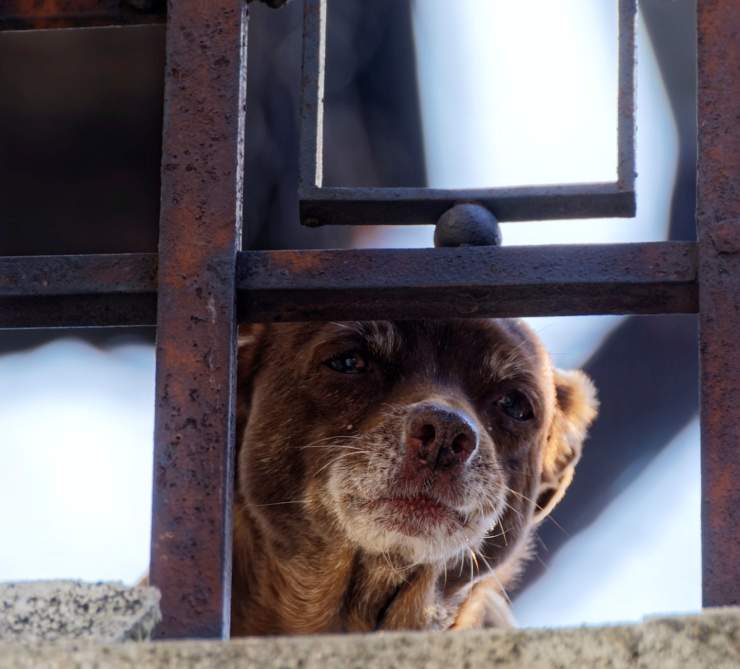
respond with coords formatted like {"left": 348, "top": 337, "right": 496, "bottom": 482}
{"left": 325, "top": 351, "right": 368, "bottom": 374}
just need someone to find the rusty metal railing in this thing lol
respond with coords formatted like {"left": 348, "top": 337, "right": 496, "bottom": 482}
{"left": 0, "top": 0, "right": 737, "bottom": 640}
{"left": 298, "top": 0, "right": 636, "bottom": 226}
{"left": 1, "top": 243, "right": 698, "bottom": 328}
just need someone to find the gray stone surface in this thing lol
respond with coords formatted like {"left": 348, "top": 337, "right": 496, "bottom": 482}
{"left": 0, "top": 608, "right": 738, "bottom": 669}
{"left": 0, "top": 580, "right": 160, "bottom": 643}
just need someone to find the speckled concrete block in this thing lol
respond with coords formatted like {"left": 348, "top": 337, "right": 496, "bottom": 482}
{"left": 0, "top": 580, "right": 161, "bottom": 643}
{"left": 0, "top": 608, "right": 738, "bottom": 669}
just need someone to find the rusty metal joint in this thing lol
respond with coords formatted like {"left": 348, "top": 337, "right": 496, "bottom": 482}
{"left": 706, "top": 220, "right": 740, "bottom": 255}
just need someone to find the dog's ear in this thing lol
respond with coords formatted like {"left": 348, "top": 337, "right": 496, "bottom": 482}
{"left": 237, "top": 324, "right": 266, "bottom": 389}
{"left": 235, "top": 325, "right": 267, "bottom": 484}
{"left": 533, "top": 369, "right": 598, "bottom": 523}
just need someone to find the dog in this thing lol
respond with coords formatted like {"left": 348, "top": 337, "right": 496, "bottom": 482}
{"left": 231, "top": 319, "right": 597, "bottom": 635}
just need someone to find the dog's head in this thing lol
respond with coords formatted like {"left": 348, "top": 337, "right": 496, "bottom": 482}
{"left": 237, "top": 320, "right": 597, "bottom": 573}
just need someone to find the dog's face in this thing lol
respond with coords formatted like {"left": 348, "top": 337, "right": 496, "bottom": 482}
{"left": 237, "top": 320, "right": 597, "bottom": 574}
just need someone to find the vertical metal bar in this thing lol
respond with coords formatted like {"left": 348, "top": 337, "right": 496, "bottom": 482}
{"left": 616, "top": 0, "right": 636, "bottom": 191}
{"left": 697, "top": 1, "right": 740, "bottom": 607}
{"left": 150, "top": 0, "right": 247, "bottom": 639}
{"left": 299, "top": 0, "right": 326, "bottom": 195}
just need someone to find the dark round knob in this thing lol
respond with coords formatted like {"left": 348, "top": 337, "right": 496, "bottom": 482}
{"left": 434, "top": 203, "right": 501, "bottom": 248}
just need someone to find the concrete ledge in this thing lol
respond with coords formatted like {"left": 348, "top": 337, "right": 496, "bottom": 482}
{"left": 0, "top": 581, "right": 160, "bottom": 643}
{"left": 0, "top": 609, "right": 738, "bottom": 669}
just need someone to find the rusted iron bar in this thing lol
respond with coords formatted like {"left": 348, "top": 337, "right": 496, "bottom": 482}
{"left": 0, "top": 253, "right": 156, "bottom": 297}
{"left": 149, "top": 0, "right": 247, "bottom": 640}
{"left": 299, "top": 183, "right": 635, "bottom": 227}
{"left": 0, "top": 253, "right": 156, "bottom": 328}
{"left": 617, "top": 0, "right": 636, "bottom": 191}
{"left": 298, "top": 0, "right": 636, "bottom": 226}
{"left": 697, "top": 1, "right": 740, "bottom": 608}
{"left": 0, "top": 294, "right": 156, "bottom": 328}
{"left": 298, "top": 0, "right": 325, "bottom": 195}
{"left": 0, "top": 1, "right": 166, "bottom": 31}
{"left": 237, "top": 242, "right": 698, "bottom": 322}
{"left": 0, "top": 243, "right": 698, "bottom": 328}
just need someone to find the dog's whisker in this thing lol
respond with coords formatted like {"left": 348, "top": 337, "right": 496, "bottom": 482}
{"left": 457, "top": 553, "right": 466, "bottom": 579}
{"left": 300, "top": 443, "right": 366, "bottom": 452}
{"left": 299, "top": 435, "right": 364, "bottom": 450}
{"left": 542, "top": 515, "right": 569, "bottom": 536}
{"left": 467, "top": 548, "right": 479, "bottom": 586}
{"left": 534, "top": 553, "right": 549, "bottom": 572}
{"left": 474, "top": 549, "right": 494, "bottom": 579}
{"left": 499, "top": 497, "right": 525, "bottom": 522}
{"left": 253, "top": 498, "right": 311, "bottom": 508}
{"left": 502, "top": 484, "right": 570, "bottom": 536}
{"left": 481, "top": 529, "right": 506, "bottom": 541}
{"left": 314, "top": 449, "right": 370, "bottom": 477}
{"left": 488, "top": 570, "right": 512, "bottom": 606}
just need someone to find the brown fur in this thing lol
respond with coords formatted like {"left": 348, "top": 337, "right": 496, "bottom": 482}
{"left": 231, "top": 320, "right": 597, "bottom": 635}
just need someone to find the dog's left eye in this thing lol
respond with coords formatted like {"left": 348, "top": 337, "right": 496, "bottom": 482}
{"left": 325, "top": 351, "right": 368, "bottom": 374}
{"left": 497, "top": 391, "right": 533, "bottom": 422}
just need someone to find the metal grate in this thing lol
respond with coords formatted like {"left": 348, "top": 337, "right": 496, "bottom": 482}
{"left": 0, "top": 0, "right": 737, "bottom": 640}
{"left": 298, "top": 0, "right": 636, "bottom": 226}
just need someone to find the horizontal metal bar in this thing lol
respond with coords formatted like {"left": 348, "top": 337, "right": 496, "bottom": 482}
{"left": 0, "top": 243, "right": 698, "bottom": 328}
{"left": 0, "top": 253, "right": 157, "bottom": 328}
{"left": 238, "top": 242, "right": 697, "bottom": 321}
{"left": 0, "top": 1, "right": 165, "bottom": 31}
{"left": 299, "top": 183, "right": 636, "bottom": 226}
{"left": 0, "top": 294, "right": 157, "bottom": 328}
{"left": 0, "top": 253, "right": 157, "bottom": 296}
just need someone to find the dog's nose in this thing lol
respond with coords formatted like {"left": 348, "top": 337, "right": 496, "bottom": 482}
{"left": 405, "top": 403, "right": 479, "bottom": 471}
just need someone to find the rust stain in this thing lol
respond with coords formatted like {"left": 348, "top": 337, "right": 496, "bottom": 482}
{"left": 707, "top": 219, "right": 740, "bottom": 255}
{"left": 269, "top": 249, "right": 329, "bottom": 274}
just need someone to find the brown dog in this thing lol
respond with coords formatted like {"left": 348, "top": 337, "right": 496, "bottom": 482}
{"left": 231, "top": 319, "right": 597, "bottom": 635}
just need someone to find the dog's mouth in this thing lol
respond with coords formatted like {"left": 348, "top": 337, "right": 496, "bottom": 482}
{"left": 367, "top": 495, "right": 466, "bottom": 537}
